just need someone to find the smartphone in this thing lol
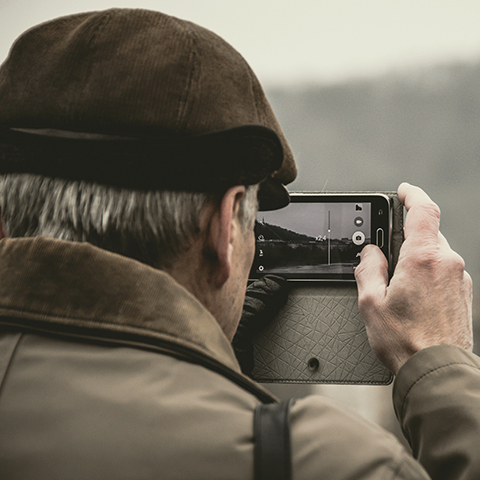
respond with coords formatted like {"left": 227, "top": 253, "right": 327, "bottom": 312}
{"left": 250, "top": 193, "right": 392, "bottom": 281}
{"left": 250, "top": 192, "right": 402, "bottom": 384}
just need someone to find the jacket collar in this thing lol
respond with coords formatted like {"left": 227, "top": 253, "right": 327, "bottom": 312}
{"left": 0, "top": 237, "right": 241, "bottom": 373}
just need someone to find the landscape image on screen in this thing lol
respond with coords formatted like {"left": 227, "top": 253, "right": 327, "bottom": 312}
{"left": 252, "top": 202, "right": 371, "bottom": 277}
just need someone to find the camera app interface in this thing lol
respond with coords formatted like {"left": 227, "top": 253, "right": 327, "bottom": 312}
{"left": 252, "top": 201, "right": 371, "bottom": 278}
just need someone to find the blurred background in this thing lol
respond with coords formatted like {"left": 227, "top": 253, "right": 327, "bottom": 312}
{"left": 2, "top": 0, "right": 480, "bottom": 445}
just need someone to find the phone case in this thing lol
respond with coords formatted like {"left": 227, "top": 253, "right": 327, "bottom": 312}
{"left": 251, "top": 192, "right": 403, "bottom": 385}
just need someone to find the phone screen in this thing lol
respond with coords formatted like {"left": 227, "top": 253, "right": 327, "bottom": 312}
{"left": 250, "top": 194, "right": 391, "bottom": 281}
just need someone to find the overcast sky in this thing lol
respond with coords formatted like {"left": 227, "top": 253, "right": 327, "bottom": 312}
{"left": 1, "top": 0, "right": 480, "bottom": 86}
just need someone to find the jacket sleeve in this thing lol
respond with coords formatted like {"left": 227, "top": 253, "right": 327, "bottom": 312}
{"left": 393, "top": 344, "right": 480, "bottom": 480}
{"left": 289, "top": 392, "right": 431, "bottom": 479}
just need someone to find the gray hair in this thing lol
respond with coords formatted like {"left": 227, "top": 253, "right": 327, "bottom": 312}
{"left": 0, "top": 174, "right": 259, "bottom": 269}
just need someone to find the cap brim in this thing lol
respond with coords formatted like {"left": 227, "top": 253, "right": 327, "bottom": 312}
{"left": 258, "top": 177, "right": 290, "bottom": 211}
{"left": 0, "top": 124, "right": 289, "bottom": 209}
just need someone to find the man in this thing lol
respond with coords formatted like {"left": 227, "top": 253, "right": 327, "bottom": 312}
{"left": 0, "top": 8, "right": 477, "bottom": 480}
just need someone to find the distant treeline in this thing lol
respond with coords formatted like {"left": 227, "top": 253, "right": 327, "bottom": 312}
{"left": 255, "top": 220, "right": 314, "bottom": 242}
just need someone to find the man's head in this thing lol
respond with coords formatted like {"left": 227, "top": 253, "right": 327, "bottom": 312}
{"left": 0, "top": 8, "right": 296, "bottom": 208}
{"left": 0, "top": 8, "right": 297, "bottom": 336}
{"left": 0, "top": 174, "right": 258, "bottom": 269}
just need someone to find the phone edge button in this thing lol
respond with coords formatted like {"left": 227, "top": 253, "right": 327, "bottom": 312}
{"left": 376, "top": 228, "right": 384, "bottom": 248}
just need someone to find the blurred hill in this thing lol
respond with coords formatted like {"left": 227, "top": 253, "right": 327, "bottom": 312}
{"left": 255, "top": 221, "right": 315, "bottom": 242}
{"left": 266, "top": 62, "right": 480, "bottom": 344}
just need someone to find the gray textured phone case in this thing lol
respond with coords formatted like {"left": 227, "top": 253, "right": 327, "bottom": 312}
{"left": 251, "top": 192, "right": 404, "bottom": 385}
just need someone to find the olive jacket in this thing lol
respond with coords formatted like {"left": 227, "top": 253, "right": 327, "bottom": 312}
{"left": 0, "top": 237, "right": 479, "bottom": 479}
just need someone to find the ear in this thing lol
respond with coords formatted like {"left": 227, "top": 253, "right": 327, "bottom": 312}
{"left": 206, "top": 185, "right": 246, "bottom": 288}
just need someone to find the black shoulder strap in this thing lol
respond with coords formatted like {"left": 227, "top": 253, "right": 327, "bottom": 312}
{"left": 254, "top": 399, "right": 295, "bottom": 480}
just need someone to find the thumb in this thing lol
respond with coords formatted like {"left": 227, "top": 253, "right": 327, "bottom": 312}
{"left": 355, "top": 245, "right": 388, "bottom": 315}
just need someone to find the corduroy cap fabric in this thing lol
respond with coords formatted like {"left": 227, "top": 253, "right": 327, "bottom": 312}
{"left": 0, "top": 8, "right": 297, "bottom": 209}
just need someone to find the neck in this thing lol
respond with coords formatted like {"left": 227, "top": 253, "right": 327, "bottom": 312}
{"left": 165, "top": 246, "right": 239, "bottom": 342}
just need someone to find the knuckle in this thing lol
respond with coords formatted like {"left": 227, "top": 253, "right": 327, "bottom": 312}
{"left": 419, "top": 201, "right": 441, "bottom": 222}
{"left": 404, "top": 244, "right": 465, "bottom": 276}
{"left": 450, "top": 251, "right": 466, "bottom": 273}
{"left": 465, "top": 271, "right": 473, "bottom": 289}
{"left": 411, "top": 203, "right": 441, "bottom": 236}
{"left": 404, "top": 246, "right": 439, "bottom": 271}
{"left": 357, "top": 295, "right": 372, "bottom": 314}
{"left": 462, "top": 271, "right": 473, "bottom": 300}
{"left": 358, "top": 289, "right": 379, "bottom": 314}
{"left": 440, "top": 250, "right": 467, "bottom": 278}
{"left": 353, "top": 260, "right": 367, "bottom": 279}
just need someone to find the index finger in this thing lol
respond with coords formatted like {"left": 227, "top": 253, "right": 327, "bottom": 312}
{"left": 398, "top": 182, "right": 440, "bottom": 240}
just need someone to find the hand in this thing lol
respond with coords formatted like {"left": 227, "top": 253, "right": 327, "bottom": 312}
{"left": 232, "top": 275, "right": 289, "bottom": 376}
{"left": 355, "top": 183, "right": 473, "bottom": 374}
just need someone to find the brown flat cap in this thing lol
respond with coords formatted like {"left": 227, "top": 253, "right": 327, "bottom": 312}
{"left": 0, "top": 8, "right": 297, "bottom": 209}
